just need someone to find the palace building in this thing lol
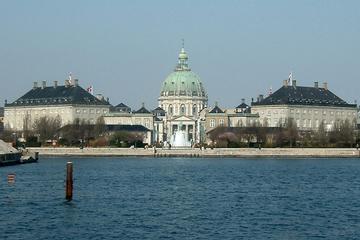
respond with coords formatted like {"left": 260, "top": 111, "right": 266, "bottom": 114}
{"left": 4, "top": 76, "right": 110, "bottom": 131}
{"left": 251, "top": 79, "right": 357, "bottom": 131}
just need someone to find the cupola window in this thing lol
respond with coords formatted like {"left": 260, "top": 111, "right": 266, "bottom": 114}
{"left": 180, "top": 104, "right": 186, "bottom": 115}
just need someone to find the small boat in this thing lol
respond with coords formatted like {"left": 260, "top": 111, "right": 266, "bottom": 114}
{"left": 20, "top": 150, "right": 39, "bottom": 164}
{"left": 0, "top": 140, "right": 39, "bottom": 167}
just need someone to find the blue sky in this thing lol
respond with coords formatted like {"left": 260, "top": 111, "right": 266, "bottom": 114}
{"left": 1, "top": 0, "right": 359, "bottom": 109}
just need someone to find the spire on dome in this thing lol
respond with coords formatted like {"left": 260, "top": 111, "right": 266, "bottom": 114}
{"left": 175, "top": 40, "right": 190, "bottom": 71}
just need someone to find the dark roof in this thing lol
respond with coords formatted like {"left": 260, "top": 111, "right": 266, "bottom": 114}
{"left": 209, "top": 105, "right": 224, "bottom": 113}
{"left": 235, "top": 103, "right": 251, "bottom": 113}
{"left": 134, "top": 106, "right": 151, "bottom": 114}
{"left": 152, "top": 107, "right": 166, "bottom": 116}
{"left": 236, "top": 103, "right": 249, "bottom": 109}
{"left": 153, "top": 106, "right": 165, "bottom": 111}
{"left": 106, "top": 125, "right": 150, "bottom": 132}
{"left": 115, "top": 103, "right": 130, "bottom": 108}
{"left": 252, "top": 85, "right": 356, "bottom": 107}
{"left": 59, "top": 124, "right": 150, "bottom": 132}
{"left": 0, "top": 107, "right": 4, "bottom": 117}
{"left": 6, "top": 85, "right": 110, "bottom": 107}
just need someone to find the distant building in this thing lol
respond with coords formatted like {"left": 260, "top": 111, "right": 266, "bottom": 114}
{"left": 251, "top": 79, "right": 357, "bottom": 131}
{"left": 104, "top": 104, "right": 153, "bottom": 129}
{"left": 4, "top": 76, "right": 110, "bottom": 131}
{"left": 112, "top": 103, "right": 131, "bottom": 113}
{"left": 203, "top": 101, "right": 259, "bottom": 140}
{"left": 103, "top": 103, "right": 164, "bottom": 143}
{"left": 204, "top": 103, "right": 228, "bottom": 132}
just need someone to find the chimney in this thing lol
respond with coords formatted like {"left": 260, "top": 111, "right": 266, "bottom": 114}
{"left": 54, "top": 80, "right": 58, "bottom": 88}
{"left": 42, "top": 80, "right": 46, "bottom": 89}
{"left": 283, "top": 79, "right": 288, "bottom": 87}
{"left": 142, "top": 102, "right": 145, "bottom": 108}
{"left": 241, "top": 98, "right": 245, "bottom": 104}
{"left": 33, "top": 82, "right": 38, "bottom": 89}
{"left": 74, "top": 79, "right": 79, "bottom": 86}
{"left": 259, "top": 94, "right": 264, "bottom": 101}
{"left": 292, "top": 80, "right": 296, "bottom": 87}
{"left": 323, "top": 82, "right": 328, "bottom": 90}
{"left": 215, "top": 101, "right": 218, "bottom": 107}
{"left": 314, "top": 81, "right": 319, "bottom": 88}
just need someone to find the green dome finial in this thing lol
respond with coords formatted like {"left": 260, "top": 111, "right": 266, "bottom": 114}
{"left": 176, "top": 40, "right": 190, "bottom": 71}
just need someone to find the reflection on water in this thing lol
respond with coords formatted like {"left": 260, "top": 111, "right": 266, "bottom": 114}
{"left": 1, "top": 157, "right": 360, "bottom": 239}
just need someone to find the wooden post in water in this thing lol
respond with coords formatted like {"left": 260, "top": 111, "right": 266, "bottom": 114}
{"left": 7, "top": 173, "right": 16, "bottom": 184}
{"left": 65, "top": 162, "right": 73, "bottom": 201}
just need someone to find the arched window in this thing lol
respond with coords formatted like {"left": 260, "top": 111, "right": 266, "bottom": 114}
{"left": 180, "top": 104, "right": 186, "bottom": 115}
{"left": 168, "top": 105, "right": 173, "bottom": 115}
{"left": 192, "top": 104, "right": 197, "bottom": 116}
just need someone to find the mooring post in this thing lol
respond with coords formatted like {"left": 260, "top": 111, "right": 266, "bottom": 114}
{"left": 65, "top": 162, "right": 73, "bottom": 201}
{"left": 7, "top": 173, "right": 16, "bottom": 184}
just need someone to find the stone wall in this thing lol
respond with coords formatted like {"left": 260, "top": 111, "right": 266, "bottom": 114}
{"left": 28, "top": 147, "right": 360, "bottom": 158}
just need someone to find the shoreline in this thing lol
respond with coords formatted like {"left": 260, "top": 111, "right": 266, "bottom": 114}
{"left": 27, "top": 147, "right": 360, "bottom": 158}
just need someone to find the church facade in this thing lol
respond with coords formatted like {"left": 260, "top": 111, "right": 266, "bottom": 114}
{"left": 158, "top": 47, "right": 208, "bottom": 146}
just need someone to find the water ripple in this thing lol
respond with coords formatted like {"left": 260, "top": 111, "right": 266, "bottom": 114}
{"left": 1, "top": 157, "right": 360, "bottom": 239}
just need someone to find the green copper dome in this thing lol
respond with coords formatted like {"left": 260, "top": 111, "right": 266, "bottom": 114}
{"left": 160, "top": 48, "right": 206, "bottom": 97}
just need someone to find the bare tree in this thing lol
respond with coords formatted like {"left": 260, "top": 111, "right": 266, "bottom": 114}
{"left": 94, "top": 116, "right": 106, "bottom": 137}
{"left": 22, "top": 113, "right": 32, "bottom": 138}
{"left": 341, "top": 119, "right": 355, "bottom": 147}
{"left": 284, "top": 118, "right": 298, "bottom": 147}
{"left": 33, "top": 115, "right": 62, "bottom": 143}
{"left": 315, "top": 120, "right": 328, "bottom": 147}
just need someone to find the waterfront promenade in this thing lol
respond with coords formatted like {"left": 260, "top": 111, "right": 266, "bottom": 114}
{"left": 28, "top": 147, "right": 360, "bottom": 158}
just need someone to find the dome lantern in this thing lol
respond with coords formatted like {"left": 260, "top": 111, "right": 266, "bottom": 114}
{"left": 175, "top": 47, "right": 190, "bottom": 71}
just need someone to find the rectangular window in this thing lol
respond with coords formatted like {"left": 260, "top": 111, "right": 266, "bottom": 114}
{"left": 219, "top": 119, "right": 224, "bottom": 126}
{"left": 210, "top": 119, "right": 215, "bottom": 128}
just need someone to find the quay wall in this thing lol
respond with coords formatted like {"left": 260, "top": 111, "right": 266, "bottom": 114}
{"left": 27, "top": 147, "right": 360, "bottom": 158}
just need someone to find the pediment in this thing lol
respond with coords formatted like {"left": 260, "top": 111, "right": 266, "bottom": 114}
{"left": 170, "top": 115, "right": 195, "bottom": 122}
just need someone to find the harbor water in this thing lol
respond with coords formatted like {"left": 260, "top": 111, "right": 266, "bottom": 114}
{"left": 1, "top": 157, "right": 360, "bottom": 239}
